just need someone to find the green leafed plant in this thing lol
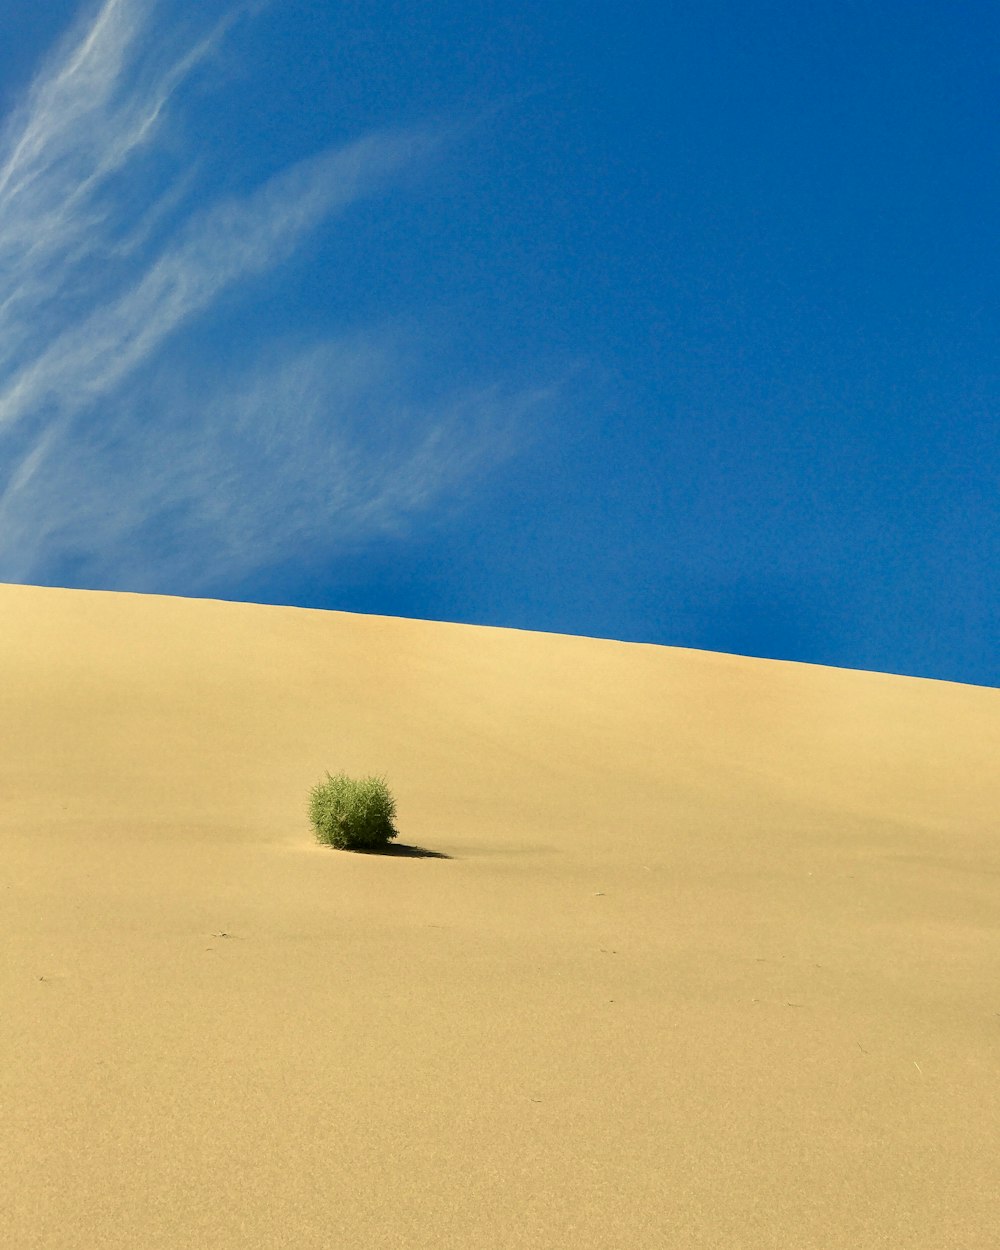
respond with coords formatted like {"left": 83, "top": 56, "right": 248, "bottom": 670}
{"left": 308, "top": 771, "right": 399, "bottom": 851}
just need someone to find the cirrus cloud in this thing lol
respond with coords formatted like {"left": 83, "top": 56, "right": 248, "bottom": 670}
{"left": 0, "top": 0, "right": 545, "bottom": 593}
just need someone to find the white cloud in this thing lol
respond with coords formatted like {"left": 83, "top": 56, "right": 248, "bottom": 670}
{"left": 0, "top": 335, "right": 544, "bottom": 591}
{"left": 0, "top": 0, "right": 542, "bottom": 591}
{"left": 0, "top": 129, "right": 436, "bottom": 432}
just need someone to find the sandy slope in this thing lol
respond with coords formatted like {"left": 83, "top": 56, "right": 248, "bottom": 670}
{"left": 1, "top": 581, "right": 998, "bottom": 1249}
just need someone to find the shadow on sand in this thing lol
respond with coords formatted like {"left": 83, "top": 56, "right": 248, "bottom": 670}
{"left": 352, "top": 842, "right": 452, "bottom": 859}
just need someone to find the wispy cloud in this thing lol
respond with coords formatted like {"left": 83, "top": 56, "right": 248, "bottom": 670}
{"left": 0, "top": 129, "right": 435, "bottom": 432}
{"left": 0, "top": 332, "right": 544, "bottom": 591}
{"left": 0, "top": 0, "right": 541, "bottom": 591}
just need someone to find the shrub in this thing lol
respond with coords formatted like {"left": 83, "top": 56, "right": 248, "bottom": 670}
{"left": 308, "top": 772, "right": 398, "bottom": 851}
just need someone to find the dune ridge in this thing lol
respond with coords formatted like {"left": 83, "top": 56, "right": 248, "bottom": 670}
{"left": 2, "top": 581, "right": 998, "bottom": 1249}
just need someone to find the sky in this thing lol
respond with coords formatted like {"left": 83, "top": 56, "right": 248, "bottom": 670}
{"left": 0, "top": 0, "right": 996, "bottom": 687}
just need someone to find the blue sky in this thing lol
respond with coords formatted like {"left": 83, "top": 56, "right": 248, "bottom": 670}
{"left": 0, "top": 0, "right": 996, "bottom": 687}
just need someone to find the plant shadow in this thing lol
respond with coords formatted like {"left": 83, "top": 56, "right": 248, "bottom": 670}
{"left": 353, "top": 842, "right": 452, "bottom": 859}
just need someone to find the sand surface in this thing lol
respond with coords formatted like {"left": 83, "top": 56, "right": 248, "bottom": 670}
{"left": 2, "top": 581, "right": 998, "bottom": 1248}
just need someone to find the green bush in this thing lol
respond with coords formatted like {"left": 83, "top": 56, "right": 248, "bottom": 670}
{"left": 308, "top": 772, "right": 399, "bottom": 851}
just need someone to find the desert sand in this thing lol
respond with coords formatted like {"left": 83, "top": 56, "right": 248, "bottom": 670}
{"left": 2, "top": 580, "right": 998, "bottom": 1249}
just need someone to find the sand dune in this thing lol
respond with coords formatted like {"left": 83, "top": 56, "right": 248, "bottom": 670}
{"left": 2, "top": 581, "right": 998, "bottom": 1249}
